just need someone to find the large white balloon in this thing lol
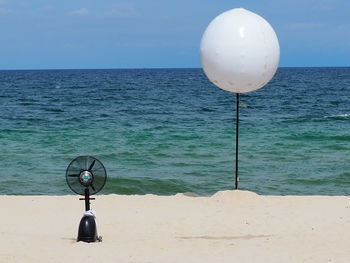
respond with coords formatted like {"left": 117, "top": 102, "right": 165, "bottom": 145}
{"left": 200, "top": 8, "right": 280, "bottom": 93}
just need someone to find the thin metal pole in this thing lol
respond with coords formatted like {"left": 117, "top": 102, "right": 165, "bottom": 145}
{"left": 235, "top": 93, "right": 240, "bottom": 189}
{"left": 84, "top": 188, "right": 90, "bottom": 211}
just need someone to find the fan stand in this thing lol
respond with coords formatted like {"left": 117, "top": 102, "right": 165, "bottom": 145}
{"left": 79, "top": 188, "right": 95, "bottom": 211}
{"left": 77, "top": 188, "right": 100, "bottom": 243}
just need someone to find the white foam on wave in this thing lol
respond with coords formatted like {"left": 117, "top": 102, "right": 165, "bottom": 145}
{"left": 324, "top": 113, "right": 350, "bottom": 118}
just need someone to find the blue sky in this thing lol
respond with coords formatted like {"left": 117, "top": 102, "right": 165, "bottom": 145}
{"left": 0, "top": 0, "right": 349, "bottom": 69}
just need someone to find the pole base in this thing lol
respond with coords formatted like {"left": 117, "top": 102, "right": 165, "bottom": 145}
{"left": 77, "top": 215, "right": 101, "bottom": 242}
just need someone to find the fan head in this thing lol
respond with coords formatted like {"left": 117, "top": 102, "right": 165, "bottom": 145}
{"left": 66, "top": 156, "right": 107, "bottom": 195}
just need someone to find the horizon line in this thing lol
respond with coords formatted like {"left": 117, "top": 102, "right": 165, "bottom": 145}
{"left": 0, "top": 66, "right": 350, "bottom": 71}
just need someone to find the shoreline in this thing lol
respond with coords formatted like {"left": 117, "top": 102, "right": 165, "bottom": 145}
{"left": 1, "top": 190, "right": 350, "bottom": 262}
{"left": 2, "top": 189, "right": 349, "bottom": 197}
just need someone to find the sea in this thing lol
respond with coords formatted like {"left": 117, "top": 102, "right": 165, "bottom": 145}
{"left": 0, "top": 68, "right": 349, "bottom": 196}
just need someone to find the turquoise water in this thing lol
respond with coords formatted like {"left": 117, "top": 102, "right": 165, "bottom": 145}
{"left": 0, "top": 68, "right": 349, "bottom": 195}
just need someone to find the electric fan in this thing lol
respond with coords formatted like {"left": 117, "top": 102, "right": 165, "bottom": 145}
{"left": 66, "top": 156, "right": 107, "bottom": 242}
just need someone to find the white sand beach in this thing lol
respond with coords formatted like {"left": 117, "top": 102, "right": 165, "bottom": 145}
{"left": 1, "top": 190, "right": 349, "bottom": 262}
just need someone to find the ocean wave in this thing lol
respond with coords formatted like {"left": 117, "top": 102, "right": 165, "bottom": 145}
{"left": 324, "top": 113, "right": 350, "bottom": 119}
{"left": 103, "top": 177, "right": 193, "bottom": 195}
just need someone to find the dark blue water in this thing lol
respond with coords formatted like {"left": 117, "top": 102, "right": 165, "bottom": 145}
{"left": 0, "top": 68, "right": 349, "bottom": 195}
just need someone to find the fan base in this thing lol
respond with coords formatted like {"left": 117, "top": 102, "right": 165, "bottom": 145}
{"left": 77, "top": 215, "right": 101, "bottom": 243}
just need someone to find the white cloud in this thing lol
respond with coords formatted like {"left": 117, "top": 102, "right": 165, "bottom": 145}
{"left": 319, "top": 0, "right": 338, "bottom": 11}
{"left": 70, "top": 7, "right": 89, "bottom": 16}
{"left": 63, "top": 43, "right": 86, "bottom": 50}
{"left": 288, "top": 23, "right": 323, "bottom": 30}
{"left": 0, "top": 7, "right": 10, "bottom": 14}
{"left": 105, "top": 3, "right": 139, "bottom": 18}
{"left": 0, "top": 0, "right": 9, "bottom": 13}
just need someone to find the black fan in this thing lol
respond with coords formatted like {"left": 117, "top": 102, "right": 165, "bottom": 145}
{"left": 65, "top": 156, "right": 107, "bottom": 242}
{"left": 66, "top": 156, "right": 107, "bottom": 210}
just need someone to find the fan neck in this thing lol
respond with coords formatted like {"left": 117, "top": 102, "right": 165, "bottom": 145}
{"left": 79, "top": 188, "right": 95, "bottom": 211}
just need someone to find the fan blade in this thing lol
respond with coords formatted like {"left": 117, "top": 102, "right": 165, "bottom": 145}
{"left": 88, "top": 160, "right": 96, "bottom": 172}
{"left": 68, "top": 174, "right": 79, "bottom": 177}
{"left": 90, "top": 183, "right": 96, "bottom": 191}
